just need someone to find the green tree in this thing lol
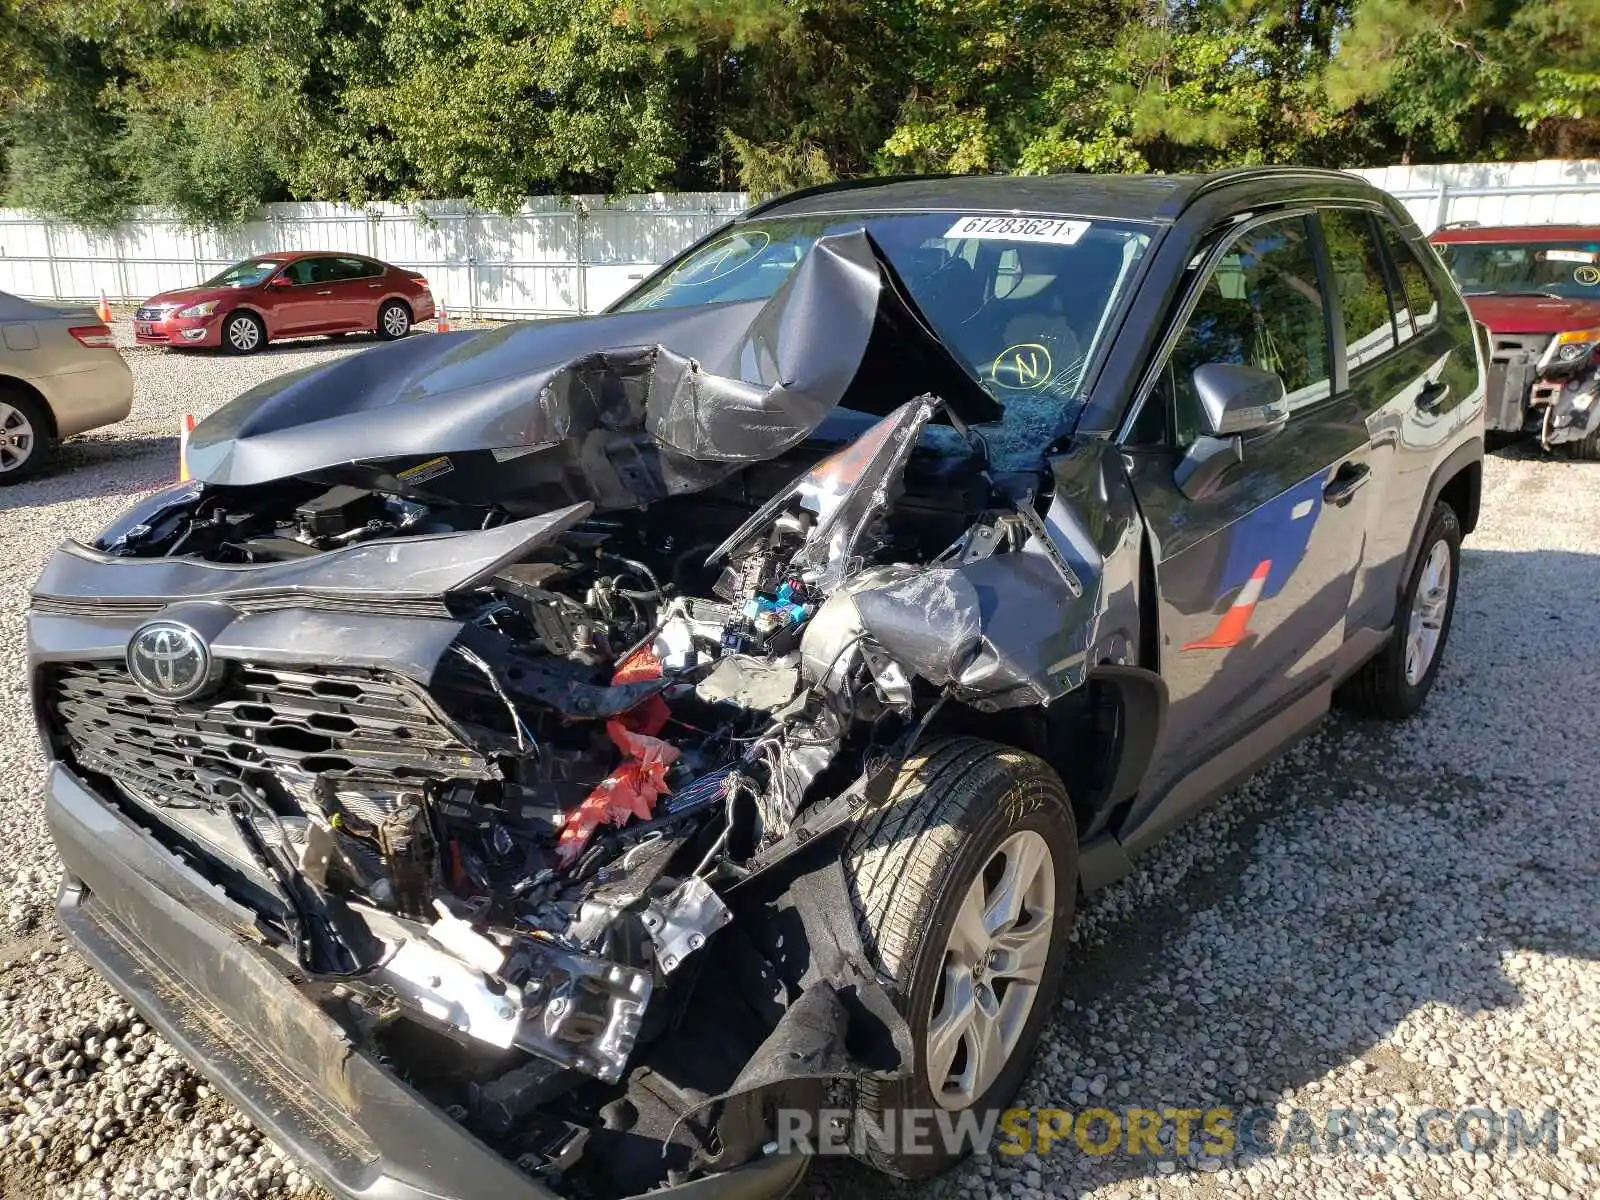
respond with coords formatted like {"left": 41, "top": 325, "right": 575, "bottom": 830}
{"left": 1328, "top": 0, "right": 1600, "bottom": 159}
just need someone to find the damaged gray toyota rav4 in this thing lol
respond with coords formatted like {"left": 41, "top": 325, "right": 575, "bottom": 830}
{"left": 28, "top": 168, "right": 1485, "bottom": 1199}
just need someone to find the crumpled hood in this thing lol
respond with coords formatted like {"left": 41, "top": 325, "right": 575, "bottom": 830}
{"left": 1464, "top": 293, "right": 1600, "bottom": 335}
{"left": 185, "top": 231, "right": 1000, "bottom": 505}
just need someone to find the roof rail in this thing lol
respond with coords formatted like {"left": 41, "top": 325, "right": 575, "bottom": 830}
{"left": 1154, "top": 164, "right": 1380, "bottom": 218}
{"left": 740, "top": 173, "right": 963, "bottom": 219}
{"left": 1190, "top": 164, "right": 1371, "bottom": 193}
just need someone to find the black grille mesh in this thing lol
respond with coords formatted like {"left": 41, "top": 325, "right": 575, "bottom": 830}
{"left": 48, "top": 660, "right": 496, "bottom": 811}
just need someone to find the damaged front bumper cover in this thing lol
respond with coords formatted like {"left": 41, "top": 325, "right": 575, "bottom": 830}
{"left": 1531, "top": 374, "right": 1600, "bottom": 446}
{"left": 47, "top": 761, "right": 808, "bottom": 1200}
{"left": 1485, "top": 344, "right": 1600, "bottom": 446}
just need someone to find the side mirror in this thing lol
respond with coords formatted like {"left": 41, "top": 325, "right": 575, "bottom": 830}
{"left": 1175, "top": 364, "right": 1288, "bottom": 501}
{"left": 1192, "top": 363, "right": 1289, "bottom": 436}
{"left": 266, "top": 275, "right": 291, "bottom": 289}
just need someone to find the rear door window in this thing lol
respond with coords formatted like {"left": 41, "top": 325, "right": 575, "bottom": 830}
{"left": 331, "top": 257, "right": 382, "bottom": 281}
{"left": 1320, "top": 210, "right": 1398, "bottom": 371}
{"left": 282, "top": 257, "right": 340, "bottom": 286}
{"left": 1378, "top": 224, "right": 1440, "bottom": 339}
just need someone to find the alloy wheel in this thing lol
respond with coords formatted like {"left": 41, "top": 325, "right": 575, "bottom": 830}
{"left": 0, "top": 401, "right": 36, "bottom": 473}
{"left": 228, "top": 316, "right": 262, "bottom": 352}
{"left": 382, "top": 305, "right": 410, "bottom": 338}
{"left": 1404, "top": 540, "right": 1452, "bottom": 685}
{"left": 926, "top": 828, "right": 1055, "bottom": 1110}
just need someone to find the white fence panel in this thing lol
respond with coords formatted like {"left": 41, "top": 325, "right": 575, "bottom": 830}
{"left": 5, "top": 165, "right": 1600, "bottom": 317}
{"left": 0, "top": 192, "right": 749, "bottom": 318}
{"left": 1346, "top": 159, "right": 1600, "bottom": 233}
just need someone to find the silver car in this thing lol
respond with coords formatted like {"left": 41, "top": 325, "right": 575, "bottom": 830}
{"left": 0, "top": 290, "right": 134, "bottom": 483}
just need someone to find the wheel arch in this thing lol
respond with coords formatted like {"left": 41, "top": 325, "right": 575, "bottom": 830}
{"left": 926, "top": 665, "right": 1167, "bottom": 848}
{"left": 225, "top": 305, "right": 270, "bottom": 336}
{"left": 0, "top": 372, "right": 58, "bottom": 438}
{"left": 1400, "top": 438, "right": 1482, "bottom": 599}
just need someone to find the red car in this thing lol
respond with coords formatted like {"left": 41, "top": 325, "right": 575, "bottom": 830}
{"left": 134, "top": 252, "right": 436, "bottom": 355}
{"left": 1430, "top": 223, "right": 1600, "bottom": 457}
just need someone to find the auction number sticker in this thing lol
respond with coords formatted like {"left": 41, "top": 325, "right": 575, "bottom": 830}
{"left": 1542, "top": 248, "right": 1597, "bottom": 265}
{"left": 945, "top": 215, "right": 1089, "bottom": 245}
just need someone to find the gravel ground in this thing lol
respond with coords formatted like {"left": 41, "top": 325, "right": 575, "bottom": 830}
{"left": 2, "top": 323, "right": 1596, "bottom": 1199}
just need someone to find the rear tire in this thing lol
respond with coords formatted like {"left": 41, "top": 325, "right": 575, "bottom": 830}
{"left": 0, "top": 387, "right": 53, "bottom": 484}
{"left": 1336, "top": 501, "right": 1461, "bottom": 719}
{"left": 377, "top": 300, "right": 412, "bottom": 341}
{"left": 845, "top": 737, "right": 1077, "bottom": 1179}
{"left": 222, "top": 311, "right": 265, "bottom": 355}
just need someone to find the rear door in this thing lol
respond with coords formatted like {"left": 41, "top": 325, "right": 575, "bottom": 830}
{"left": 1317, "top": 207, "right": 1467, "bottom": 638}
{"left": 1120, "top": 213, "right": 1373, "bottom": 842}
{"left": 327, "top": 257, "right": 386, "bottom": 330}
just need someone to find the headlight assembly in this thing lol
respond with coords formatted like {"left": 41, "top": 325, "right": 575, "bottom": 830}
{"left": 1539, "top": 327, "right": 1600, "bottom": 370}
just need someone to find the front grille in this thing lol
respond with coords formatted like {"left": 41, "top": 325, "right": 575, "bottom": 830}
{"left": 31, "top": 593, "right": 452, "bottom": 621}
{"left": 48, "top": 661, "right": 496, "bottom": 813}
{"left": 133, "top": 306, "right": 167, "bottom": 322}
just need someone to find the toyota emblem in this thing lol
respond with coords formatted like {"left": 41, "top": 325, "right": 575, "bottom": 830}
{"left": 126, "top": 620, "right": 220, "bottom": 702}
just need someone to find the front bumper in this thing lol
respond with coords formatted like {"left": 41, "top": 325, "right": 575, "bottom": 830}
{"left": 1484, "top": 337, "right": 1600, "bottom": 445}
{"left": 1531, "top": 374, "right": 1600, "bottom": 446}
{"left": 46, "top": 761, "right": 807, "bottom": 1200}
{"left": 134, "top": 314, "right": 220, "bottom": 348}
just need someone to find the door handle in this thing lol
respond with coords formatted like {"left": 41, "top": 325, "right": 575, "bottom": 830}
{"left": 1416, "top": 377, "right": 1449, "bottom": 411}
{"left": 1323, "top": 463, "right": 1371, "bottom": 507}
{"left": 368, "top": 283, "right": 382, "bottom": 288}
{"left": 315, "top": 289, "right": 333, "bottom": 296}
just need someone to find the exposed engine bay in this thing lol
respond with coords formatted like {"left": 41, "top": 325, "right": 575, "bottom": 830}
{"left": 32, "top": 232, "right": 1102, "bottom": 1195}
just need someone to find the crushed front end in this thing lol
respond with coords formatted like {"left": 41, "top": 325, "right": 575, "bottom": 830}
{"left": 1482, "top": 326, "right": 1600, "bottom": 446}
{"left": 28, "top": 233, "right": 1101, "bottom": 1200}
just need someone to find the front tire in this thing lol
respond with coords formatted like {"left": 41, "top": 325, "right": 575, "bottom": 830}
{"left": 1337, "top": 501, "right": 1461, "bottom": 718}
{"left": 846, "top": 737, "right": 1077, "bottom": 1179}
{"left": 222, "top": 311, "right": 265, "bottom": 355}
{"left": 0, "top": 388, "right": 53, "bottom": 484}
{"left": 377, "top": 300, "right": 412, "bottom": 341}
{"left": 1566, "top": 425, "right": 1600, "bottom": 461}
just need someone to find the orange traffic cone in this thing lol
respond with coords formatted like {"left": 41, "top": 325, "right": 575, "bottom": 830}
{"left": 435, "top": 302, "right": 452, "bottom": 333}
{"left": 1184, "top": 560, "right": 1272, "bottom": 651}
{"left": 178, "top": 414, "right": 196, "bottom": 482}
{"left": 96, "top": 291, "right": 113, "bottom": 323}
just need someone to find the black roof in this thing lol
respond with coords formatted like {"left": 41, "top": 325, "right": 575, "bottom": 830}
{"left": 746, "top": 166, "right": 1383, "bottom": 225}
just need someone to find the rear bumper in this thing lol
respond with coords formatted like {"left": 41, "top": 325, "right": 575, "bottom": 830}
{"left": 46, "top": 761, "right": 806, "bottom": 1200}
{"left": 39, "top": 357, "right": 134, "bottom": 437}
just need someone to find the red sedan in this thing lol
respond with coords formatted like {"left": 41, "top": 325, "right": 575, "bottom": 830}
{"left": 134, "top": 252, "right": 436, "bottom": 354}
